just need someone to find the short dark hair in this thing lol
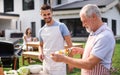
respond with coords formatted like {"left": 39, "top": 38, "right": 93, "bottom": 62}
{"left": 41, "top": 4, "right": 52, "bottom": 11}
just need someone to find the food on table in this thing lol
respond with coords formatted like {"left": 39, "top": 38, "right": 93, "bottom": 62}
{"left": 53, "top": 48, "right": 72, "bottom": 56}
{"left": 17, "top": 66, "right": 30, "bottom": 75}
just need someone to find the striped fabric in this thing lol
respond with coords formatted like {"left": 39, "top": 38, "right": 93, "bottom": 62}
{"left": 81, "top": 64, "right": 110, "bottom": 75}
{"left": 88, "top": 64, "right": 110, "bottom": 75}
{"left": 81, "top": 35, "right": 110, "bottom": 75}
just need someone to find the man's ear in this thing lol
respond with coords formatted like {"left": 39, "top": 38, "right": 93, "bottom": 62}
{"left": 40, "top": 12, "right": 43, "bottom": 19}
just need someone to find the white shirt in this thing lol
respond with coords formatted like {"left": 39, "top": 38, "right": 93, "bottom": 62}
{"left": 90, "top": 23, "right": 115, "bottom": 69}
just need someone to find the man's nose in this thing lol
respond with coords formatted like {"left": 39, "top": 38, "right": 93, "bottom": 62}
{"left": 46, "top": 14, "right": 50, "bottom": 18}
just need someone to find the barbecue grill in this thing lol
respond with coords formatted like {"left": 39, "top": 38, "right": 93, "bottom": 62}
{"left": 0, "top": 41, "right": 19, "bottom": 70}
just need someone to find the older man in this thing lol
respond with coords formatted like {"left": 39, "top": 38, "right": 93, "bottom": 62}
{"left": 51, "top": 4, "right": 115, "bottom": 75}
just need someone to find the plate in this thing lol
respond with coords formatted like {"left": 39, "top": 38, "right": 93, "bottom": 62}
{"left": 28, "top": 65, "right": 43, "bottom": 74}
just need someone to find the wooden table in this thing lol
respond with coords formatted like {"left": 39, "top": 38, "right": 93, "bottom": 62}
{"left": 26, "top": 42, "right": 40, "bottom": 51}
{"left": 65, "top": 43, "right": 83, "bottom": 48}
{"left": 22, "top": 52, "right": 39, "bottom": 65}
{"left": 22, "top": 42, "right": 40, "bottom": 65}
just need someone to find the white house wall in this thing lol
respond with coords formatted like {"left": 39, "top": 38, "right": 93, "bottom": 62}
{"left": 102, "top": 7, "right": 120, "bottom": 36}
{"left": 53, "top": 9, "right": 80, "bottom": 19}
{"left": 0, "top": 19, "right": 18, "bottom": 31}
{"left": 0, "top": 19, "right": 11, "bottom": 30}
{"left": 14, "top": 0, "right": 22, "bottom": 13}
{"left": 10, "top": 0, "right": 42, "bottom": 37}
{"left": 0, "top": 0, "right": 3, "bottom": 12}
{"left": 67, "top": 0, "right": 83, "bottom": 3}
{"left": 117, "top": 19, "right": 120, "bottom": 36}
{"left": 53, "top": 13, "right": 79, "bottom": 21}
{"left": 62, "top": 0, "right": 69, "bottom": 4}
{"left": 0, "top": 0, "right": 20, "bottom": 35}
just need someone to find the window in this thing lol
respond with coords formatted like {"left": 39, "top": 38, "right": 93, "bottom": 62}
{"left": 102, "top": 18, "right": 108, "bottom": 23}
{"left": 60, "top": 18, "right": 89, "bottom": 37}
{"left": 44, "top": 0, "right": 50, "bottom": 5}
{"left": 57, "top": 0, "right": 61, "bottom": 5}
{"left": 4, "top": 0, "right": 14, "bottom": 12}
{"left": 23, "top": 0, "right": 34, "bottom": 10}
{"left": 31, "top": 22, "right": 36, "bottom": 37}
{"left": 112, "top": 19, "right": 116, "bottom": 35}
{"left": 41, "top": 20, "right": 45, "bottom": 27}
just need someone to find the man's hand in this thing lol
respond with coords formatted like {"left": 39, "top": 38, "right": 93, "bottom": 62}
{"left": 69, "top": 47, "right": 84, "bottom": 56}
{"left": 50, "top": 53, "right": 65, "bottom": 62}
{"left": 38, "top": 53, "right": 45, "bottom": 62}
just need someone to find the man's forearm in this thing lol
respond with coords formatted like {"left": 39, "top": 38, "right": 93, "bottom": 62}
{"left": 64, "top": 36, "right": 73, "bottom": 48}
{"left": 39, "top": 42, "right": 44, "bottom": 54}
{"left": 39, "top": 46, "right": 43, "bottom": 54}
{"left": 63, "top": 56, "right": 96, "bottom": 70}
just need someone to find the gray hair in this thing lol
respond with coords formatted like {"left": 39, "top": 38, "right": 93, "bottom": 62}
{"left": 80, "top": 4, "right": 101, "bottom": 18}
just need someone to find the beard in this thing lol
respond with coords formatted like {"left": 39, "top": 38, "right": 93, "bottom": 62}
{"left": 44, "top": 17, "right": 52, "bottom": 23}
{"left": 86, "top": 27, "right": 92, "bottom": 33}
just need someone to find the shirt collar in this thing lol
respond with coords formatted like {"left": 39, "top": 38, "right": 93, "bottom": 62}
{"left": 90, "top": 23, "right": 107, "bottom": 36}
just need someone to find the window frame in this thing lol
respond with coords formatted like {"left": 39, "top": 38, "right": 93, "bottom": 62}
{"left": 22, "top": 0, "right": 34, "bottom": 11}
{"left": 4, "top": 0, "right": 14, "bottom": 12}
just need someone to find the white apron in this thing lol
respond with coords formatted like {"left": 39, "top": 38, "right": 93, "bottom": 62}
{"left": 81, "top": 35, "right": 110, "bottom": 75}
{"left": 41, "top": 25, "right": 66, "bottom": 75}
